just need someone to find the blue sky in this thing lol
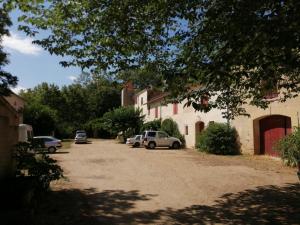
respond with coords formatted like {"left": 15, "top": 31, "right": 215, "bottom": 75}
{"left": 3, "top": 11, "right": 82, "bottom": 92}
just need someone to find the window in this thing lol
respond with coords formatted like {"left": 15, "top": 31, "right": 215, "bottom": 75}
{"left": 261, "top": 80, "right": 279, "bottom": 100}
{"left": 148, "top": 132, "right": 156, "bottom": 137}
{"left": 135, "top": 136, "right": 141, "bottom": 140}
{"left": 173, "top": 103, "right": 178, "bottom": 115}
{"left": 155, "top": 106, "right": 158, "bottom": 118}
{"left": 264, "top": 89, "right": 279, "bottom": 99}
{"left": 201, "top": 96, "right": 209, "bottom": 107}
{"left": 148, "top": 107, "right": 150, "bottom": 115}
{"left": 158, "top": 132, "right": 168, "bottom": 138}
{"left": 141, "top": 97, "right": 143, "bottom": 105}
{"left": 185, "top": 125, "right": 189, "bottom": 135}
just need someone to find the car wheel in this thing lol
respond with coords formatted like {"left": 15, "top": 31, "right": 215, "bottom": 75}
{"left": 148, "top": 142, "right": 156, "bottom": 149}
{"left": 172, "top": 142, "right": 180, "bottom": 149}
{"left": 48, "top": 147, "right": 57, "bottom": 153}
{"left": 134, "top": 142, "right": 140, "bottom": 148}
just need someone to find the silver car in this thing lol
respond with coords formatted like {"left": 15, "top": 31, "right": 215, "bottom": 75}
{"left": 33, "top": 136, "right": 62, "bottom": 153}
{"left": 143, "top": 131, "right": 181, "bottom": 149}
{"left": 75, "top": 133, "right": 88, "bottom": 144}
{"left": 126, "top": 135, "right": 143, "bottom": 147}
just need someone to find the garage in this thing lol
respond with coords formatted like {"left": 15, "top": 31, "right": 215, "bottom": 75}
{"left": 259, "top": 115, "right": 291, "bottom": 156}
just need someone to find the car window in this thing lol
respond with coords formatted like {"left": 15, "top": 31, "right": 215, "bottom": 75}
{"left": 147, "top": 132, "right": 156, "bottom": 137}
{"left": 45, "top": 138, "right": 54, "bottom": 142}
{"left": 158, "top": 132, "right": 168, "bottom": 138}
{"left": 135, "top": 136, "right": 141, "bottom": 140}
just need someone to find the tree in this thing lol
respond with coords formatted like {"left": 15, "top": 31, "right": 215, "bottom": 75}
{"left": 20, "top": 78, "right": 121, "bottom": 138}
{"left": 0, "top": 7, "right": 17, "bottom": 95}
{"left": 10, "top": 0, "right": 300, "bottom": 119}
{"left": 23, "top": 102, "right": 57, "bottom": 136}
{"left": 101, "top": 106, "right": 144, "bottom": 141}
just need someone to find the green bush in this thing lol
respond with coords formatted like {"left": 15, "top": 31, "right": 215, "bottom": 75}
{"left": 141, "top": 119, "right": 161, "bottom": 132}
{"left": 196, "top": 123, "right": 240, "bottom": 155}
{"left": 14, "top": 142, "right": 64, "bottom": 191}
{"left": 161, "top": 118, "right": 185, "bottom": 145}
{"left": 276, "top": 128, "right": 300, "bottom": 167}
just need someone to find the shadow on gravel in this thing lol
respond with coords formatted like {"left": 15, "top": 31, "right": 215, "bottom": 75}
{"left": 7, "top": 183, "right": 299, "bottom": 225}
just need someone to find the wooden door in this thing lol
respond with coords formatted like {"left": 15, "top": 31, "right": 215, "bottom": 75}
{"left": 259, "top": 115, "right": 291, "bottom": 156}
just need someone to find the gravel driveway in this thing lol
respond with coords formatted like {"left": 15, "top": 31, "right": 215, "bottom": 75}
{"left": 35, "top": 139, "right": 299, "bottom": 225}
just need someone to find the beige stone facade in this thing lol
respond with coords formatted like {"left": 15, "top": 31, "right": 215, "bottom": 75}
{"left": 122, "top": 87, "right": 226, "bottom": 148}
{"left": 0, "top": 93, "right": 24, "bottom": 179}
{"left": 231, "top": 96, "right": 300, "bottom": 155}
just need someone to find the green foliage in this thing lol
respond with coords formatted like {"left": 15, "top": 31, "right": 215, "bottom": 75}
{"left": 0, "top": 7, "right": 17, "bottom": 95}
{"left": 197, "top": 123, "right": 240, "bottom": 155}
{"left": 101, "top": 106, "right": 144, "bottom": 141}
{"left": 20, "top": 79, "right": 120, "bottom": 138}
{"left": 141, "top": 119, "right": 161, "bottom": 132}
{"left": 9, "top": 0, "right": 300, "bottom": 119}
{"left": 14, "top": 142, "right": 64, "bottom": 191}
{"left": 276, "top": 128, "right": 300, "bottom": 167}
{"left": 23, "top": 102, "right": 57, "bottom": 136}
{"left": 161, "top": 118, "right": 185, "bottom": 145}
{"left": 117, "top": 67, "right": 164, "bottom": 90}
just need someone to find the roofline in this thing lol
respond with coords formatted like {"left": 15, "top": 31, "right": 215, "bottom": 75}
{"left": 134, "top": 88, "right": 148, "bottom": 97}
{"left": 0, "top": 96, "right": 19, "bottom": 115}
{"left": 147, "top": 93, "right": 169, "bottom": 104}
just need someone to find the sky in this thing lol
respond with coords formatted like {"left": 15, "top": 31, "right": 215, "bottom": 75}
{"left": 2, "top": 11, "right": 82, "bottom": 93}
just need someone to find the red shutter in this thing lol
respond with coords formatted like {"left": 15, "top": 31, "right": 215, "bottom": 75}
{"left": 201, "top": 96, "right": 209, "bottom": 107}
{"left": 173, "top": 103, "right": 178, "bottom": 115}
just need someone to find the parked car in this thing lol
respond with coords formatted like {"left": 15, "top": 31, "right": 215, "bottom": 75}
{"left": 33, "top": 136, "right": 62, "bottom": 153}
{"left": 126, "top": 135, "right": 143, "bottom": 147}
{"left": 76, "top": 130, "right": 86, "bottom": 135}
{"left": 142, "top": 130, "right": 181, "bottom": 149}
{"left": 75, "top": 132, "right": 88, "bottom": 144}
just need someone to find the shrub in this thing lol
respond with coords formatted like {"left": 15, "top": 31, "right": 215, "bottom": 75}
{"left": 141, "top": 119, "right": 161, "bottom": 132}
{"left": 276, "top": 128, "right": 300, "bottom": 167}
{"left": 196, "top": 123, "right": 240, "bottom": 155}
{"left": 161, "top": 118, "right": 185, "bottom": 145}
{"left": 14, "top": 142, "right": 64, "bottom": 191}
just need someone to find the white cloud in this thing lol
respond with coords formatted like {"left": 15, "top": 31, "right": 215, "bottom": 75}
{"left": 68, "top": 75, "right": 77, "bottom": 81}
{"left": 2, "top": 32, "right": 42, "bottom": 56}
{"left": 11, "top": 85, "right": 27, "bottom": 94}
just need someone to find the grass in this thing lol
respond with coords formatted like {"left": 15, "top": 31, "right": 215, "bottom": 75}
{"left": 61, "top": 139, "right": 73, "bottom": 150}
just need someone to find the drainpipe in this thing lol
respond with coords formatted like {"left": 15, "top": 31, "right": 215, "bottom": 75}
{"left": 297, "top": 161, "right": 300, "bottom": 181}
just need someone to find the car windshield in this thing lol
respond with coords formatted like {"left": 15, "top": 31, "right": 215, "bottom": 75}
{"left": 135, "top": 135, "right": 141, "bottom": 140}
{"left": 76, "top": 133, "right": 86, "bottom": 137}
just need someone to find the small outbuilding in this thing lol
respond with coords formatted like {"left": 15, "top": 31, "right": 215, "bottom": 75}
{"left": 0, "top": 93, "right": 25, "bottom": 179}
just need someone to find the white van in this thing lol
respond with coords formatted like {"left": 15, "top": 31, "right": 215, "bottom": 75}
{"left": 18, "top": 124, "right": 33, "bottom": 142}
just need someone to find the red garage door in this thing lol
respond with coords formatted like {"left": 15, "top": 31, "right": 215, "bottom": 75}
{"left": 259, "top": 115, "right": 291, "bottom": 156}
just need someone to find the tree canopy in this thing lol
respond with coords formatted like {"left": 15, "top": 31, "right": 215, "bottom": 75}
{"left": 20, "top": 79, "right": 121, "bottom": 137}
{"left": 0, "top": 7, "right": 17, "bottom": 95}
{"left": 7, "top": 0, "right": 300, "bottom": 118}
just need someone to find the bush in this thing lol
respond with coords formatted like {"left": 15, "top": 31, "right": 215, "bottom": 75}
{"left": 161, "top": 118, "right": 185, "bottom": 145}
{"left": 141, "top": 119, "right": 161, "bottom": 132}
{"left": 276, "top": 128, "right": 300, "bottom": 167}
{"left": 14, "top": 142, "right": 64, "bottom": 191}
{"left": 196, "top": 123, "right": 240, "bottom": 155}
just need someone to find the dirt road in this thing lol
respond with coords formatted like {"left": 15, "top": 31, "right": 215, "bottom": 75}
{"left": 35, "top": 139, "right": 299, "bottom": 225}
